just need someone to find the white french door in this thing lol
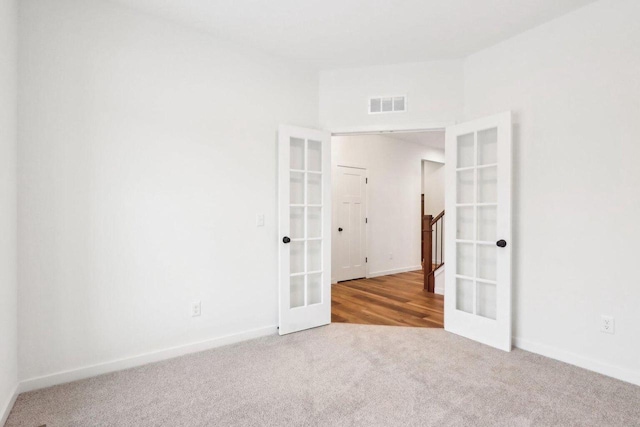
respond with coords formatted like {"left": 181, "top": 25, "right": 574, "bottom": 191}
{"left": 278, "top": 125, "right": 331, "bottom": 335}
{"left": 444, "top": 112, "right": 512, "bottom": 351}
{"left": 336, "top": 166, "right": 367, "bottom": 282}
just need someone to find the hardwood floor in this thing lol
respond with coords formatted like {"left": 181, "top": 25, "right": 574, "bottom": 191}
{"left": 331, "top": 270, "right": 444, "bottom": 328}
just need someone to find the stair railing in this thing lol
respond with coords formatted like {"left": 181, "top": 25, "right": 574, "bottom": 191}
{"left": 423, "top": 210, "right": 444, "bottom": 292}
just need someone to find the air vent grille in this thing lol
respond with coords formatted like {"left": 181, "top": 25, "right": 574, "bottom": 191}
{"left": 369, "top": 95, "right": 406, "bottom": 114}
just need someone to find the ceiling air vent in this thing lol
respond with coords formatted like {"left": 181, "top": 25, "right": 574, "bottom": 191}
{"left": 369, "top": 95, "right": 406, "bottom": 114}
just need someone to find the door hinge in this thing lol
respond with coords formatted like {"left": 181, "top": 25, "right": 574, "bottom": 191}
{"left": 365, "top": 257, "right": 368, "bottom": 263}
{"left": 365, "top": 217, "right": 368, "bottom": 224}
{"left": 366, "top": 178, "right": 368, "bottom": 184}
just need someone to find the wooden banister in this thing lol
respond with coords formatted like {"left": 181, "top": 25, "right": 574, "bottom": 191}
{"left": 423, "top": 214, "right": 433, "bottom": 292}
{"left": 430, "top": 209, "right": 445, "bottom": 225}
{"left": 423, "top": 209, "right": 445, "bottom": 292}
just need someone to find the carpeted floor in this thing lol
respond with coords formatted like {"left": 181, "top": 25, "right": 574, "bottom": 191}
{"left": 6, "top": 324, "right": 640, "bottom": 426}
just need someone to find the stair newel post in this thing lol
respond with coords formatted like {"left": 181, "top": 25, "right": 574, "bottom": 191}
{"left": 423, "top": 214, "right": 434, "bottom": 291}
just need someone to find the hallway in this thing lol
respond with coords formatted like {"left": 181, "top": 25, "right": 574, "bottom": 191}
{"left": 331, "top": 271, "right": 444, "bottom": 328}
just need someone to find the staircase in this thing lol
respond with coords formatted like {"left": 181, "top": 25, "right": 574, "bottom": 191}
{"left": 423, "top": 210, "right": 444, "bottom": 292}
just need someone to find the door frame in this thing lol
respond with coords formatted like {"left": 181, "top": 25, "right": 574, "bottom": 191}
{"left": 332, "top": 164, "right": 369, "bottom": 283}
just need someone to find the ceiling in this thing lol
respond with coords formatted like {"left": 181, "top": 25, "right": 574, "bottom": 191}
{"left": 110, "top": 0, "right": 595, "bottom": 69}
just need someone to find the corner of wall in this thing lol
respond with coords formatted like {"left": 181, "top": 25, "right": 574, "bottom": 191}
{"left": 0, "top": 0, "right": 19, "bottom": 422}
{"left": 0, "top": 385, "right": 19, "bottom": 426}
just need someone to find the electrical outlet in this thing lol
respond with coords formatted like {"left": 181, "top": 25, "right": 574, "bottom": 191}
{"left": 389, "top": 253, "right": 393, "bottom": 260}
{"left": 256, "top": 214, "right": 265, "bottom": 227}
{"left": 600, "top": 315, "right": 614, "bottom": 334}
{"left": 191, "top": 301, "right": 201, "bottom": 317}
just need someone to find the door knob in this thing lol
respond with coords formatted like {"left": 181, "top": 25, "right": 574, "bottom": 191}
{"left": 283, "top": 236, "right": 291, "bottom": 244}
{"left": 496, "top": 239, "right": 507, "bottom": 248}
{"left": 338, "top": 228, "right": 343, "bottom": 232}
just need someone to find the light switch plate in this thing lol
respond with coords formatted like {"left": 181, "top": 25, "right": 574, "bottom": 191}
{"left": 256, "top": 214, "right": 265, "bottom": 227}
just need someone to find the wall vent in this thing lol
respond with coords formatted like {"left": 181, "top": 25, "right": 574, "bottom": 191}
{"left": 368, "top": 95, "right": 406, "bottom": 114}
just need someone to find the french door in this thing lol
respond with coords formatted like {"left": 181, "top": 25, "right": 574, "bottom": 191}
{"left": 444, "top": 112, "right": 512, "bottom": 351}
{"left": 278, "top": 125, "right": 332, "bottom": 335}
{"left": 336, "top": 166, "right": 367, "bottom": 282}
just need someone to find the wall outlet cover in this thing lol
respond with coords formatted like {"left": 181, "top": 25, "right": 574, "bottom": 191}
{"left": 192, "top": 301, "right": 201, "bottom": 317}
{"left": 600, "top": 315, "right": 614, "bottom": 334}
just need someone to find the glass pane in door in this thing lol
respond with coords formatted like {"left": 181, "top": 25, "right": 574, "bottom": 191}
{"left": 477, "top": 128, "right": 497, "bottom": 165}
{"left": 307, "top": 207, "right": 322, "bottom": 238}
{"left": 477, "top": 206, "right": 496, "bottom": 242}
{"left": 456, "top": 206, "right": 474, "bottom": 240}
{"left": 290, "top": 172, "right": 304, "bottom": 205}
{"left": 457, "top": 170, "right": 475, "bottom": 204}
{"left": 290, "top": 207, "right": 304, "bottom": 239}
{"left": 478, "top": 167, "right": 497, "bottom": 203}
{"left": 307, "top": 174, "right": 322, "bottom": 205}
{"left": 290, "top": 137, "right": 305, "bottom": 170}
{"left": 476, "top": 282, "right": 497, "bottom": 319}
{"left": 457, "top": 133, "right": 475, "bottom": 168}
{"left": 307, "top": 273, "right": 322, "bottom": 305}
{"left": 307, "top": 240, "right": 322, "bottom": 272}
{"left": 290, "top": 241, "right": 305, "bottom": 274}
{"left": 456, "top": 243, "right": 474, "bottom": 277}
{"left": 456, "top": 278, "right": 474, "bottom": 313}
{"left": 477, "top": 245, "right": 497, "bottom": 281}
{"left": 307, "top": 140, "right": 322, "bottom": 172}
{"left": 290, "top": 275, "right": 305, "bottom": 308}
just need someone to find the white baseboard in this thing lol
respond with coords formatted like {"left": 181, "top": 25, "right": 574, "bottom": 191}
{"left": 19, "top": 325, "right": 277, "bottom": 394}
{"left": 367, "top": 265, "right": 422, "bottom": 278}
{"left": 1, "top": 383, "right": 19, "bottom": 427}
{"left": 513, "top": 337, "right": 640, "bottom": 386}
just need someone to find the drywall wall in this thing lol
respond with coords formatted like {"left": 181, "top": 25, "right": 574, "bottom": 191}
{"left": 331, "top": 135, "right": 444, "bottom": 280}
{"left": 422, "top": 160, "right": 445, "bottom": 217}
{"left": 319, "top": 60, "right": 464, "bottom": 132}
{"left": 0, "top": 0, "right": 19, "bottom": 422}
{"left": 18, "top": 0, "right": 318, "bottom": 382}
{"left": 464, "top": 0, "right": 640, "bottom": 384}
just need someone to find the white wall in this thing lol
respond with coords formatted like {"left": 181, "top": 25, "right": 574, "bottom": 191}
{"left": 319, "top": 60, "right": 464, "bottom": 132}
{"left": 0, "top": 0, "right": 18, "bottom": 422}
{"left": 18, "top": 0, "right": 318, "bottom": 383}
{"left": 464, "top": 0, "right": 640, "bottom": 384}
{"left": 331, "top": 135, "right": 443, "bottom": 279}
{"left": 422, "top": 160, "right": 445, "bottom": 217}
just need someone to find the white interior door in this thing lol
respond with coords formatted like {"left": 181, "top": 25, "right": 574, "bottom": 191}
{"left": 278, "top": 125, "right": 331, "bottom": 335}
{"left": 336, "top": 166, "right": 367, "bottom": 282}
{"left": 444, "top": 112, "right": 512, "bottom": 351}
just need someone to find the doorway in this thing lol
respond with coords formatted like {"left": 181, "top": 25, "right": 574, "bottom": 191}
{"left": 329, "top": 131, "right": 445, "bottom": 328}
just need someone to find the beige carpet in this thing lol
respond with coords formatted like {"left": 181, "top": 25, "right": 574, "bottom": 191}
{"left": 6, "top": 324, "right": 640, "bottom": 426}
